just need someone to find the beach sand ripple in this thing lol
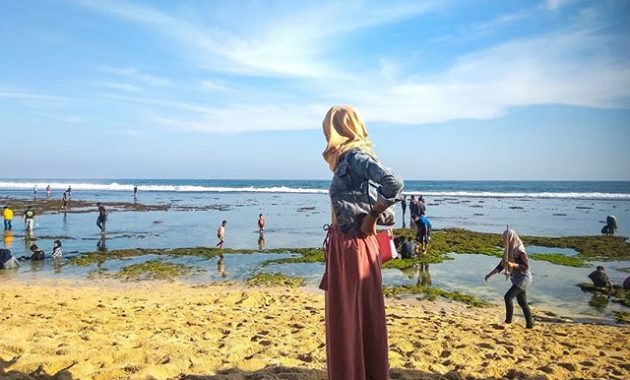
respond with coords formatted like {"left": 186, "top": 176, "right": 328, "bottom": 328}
{"left": 0, "top": 280, "right": 628, "bottom": 380}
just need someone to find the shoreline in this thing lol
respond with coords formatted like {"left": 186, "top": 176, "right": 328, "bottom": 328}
{"left": 0, "top": 279, "right": 628, "bottom": 379}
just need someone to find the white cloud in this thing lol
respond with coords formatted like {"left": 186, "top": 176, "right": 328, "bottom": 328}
{"left": 100, "top": 66, "right": 171, "bottom": 86}
{"left": 73, "top": 1, "right": 630, "bottom": 133}
{"left": 76, "top": 0, "right": 439, "bottom": 78}
{"left": 92, "top": 81, "right": 141, "bottom": 92}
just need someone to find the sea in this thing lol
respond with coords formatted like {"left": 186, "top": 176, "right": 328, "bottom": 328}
{"left": 1, "top": 179, "right": 629, "bottom": 323}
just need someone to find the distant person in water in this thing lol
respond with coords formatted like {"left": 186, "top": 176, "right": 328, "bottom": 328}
{"left": 66, "top": 186, "right": 72, "bottom": 199}
{"left": 258, "top": 213, "right": 266, "bottom": 233}
{"left": 28, "top": 244, "right": 45, "bottom": 261}
{"left": 52, "top": 240, "right": 62, "bottom": 259}
{"left": 409, "top": 195, "right": 418, "bottom": 227}
{"left": 400, "top": 195, "right": 407, "bottom": 228}
{"left": 3, "top": 206, "right": 13, "bottom": 231}
{"left": 23, "top": 206, "right": 35, "bottom": 233}
{"left": 418, "top": 195, "right": 426, "bottom": 216}
{"left": 46, "top": 185, "right": 51, "bottom": 198}
{"left": 33, "top": 185, "right": 37, "bottom": 197}
{"left": 413, "top": 214, "right": 432, "bottom": 253}
{"left": 485, "top": 228, "right": 534, "bottom": 329}
{"left": 601, "top": 215, "right": 618, "bottom": 236}
{"left": 96, "top": 203, "right": 108, "bottom": 233}
{"left": 133, "top": 185, "right": 138, "bottom": 197}
{"left": 588, "top": 266, "right": 612, "bottom": 290}
{"left": 216, "top": 220, "right": 227, "bottom": 249}
{"left": 61, "top": 191, "right": 69, "bottom": 211}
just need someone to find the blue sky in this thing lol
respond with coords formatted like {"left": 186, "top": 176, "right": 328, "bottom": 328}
{"left": 1, "top": 0, "right": 629, "bottom": 180}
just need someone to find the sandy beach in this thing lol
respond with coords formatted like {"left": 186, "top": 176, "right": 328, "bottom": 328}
{"left": 0, "top": 279, "right": 628, "bottom": 380}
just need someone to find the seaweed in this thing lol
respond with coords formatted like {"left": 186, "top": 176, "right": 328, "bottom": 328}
{"left": 529, "top": 253, "right": 586, "bottom": 268}
{"left": 577, "top": 282, "right": 630, "bottom": 308}
{"left": 382, "top": 285, "right": 491, "bottom": 308}
{"left": 112, "top": 260, "right": 196, "bottom": 281}
{"left": 245, "top": 272, "right": 305, "bottom": 287}
{"left": 612, "top": 311, "right": 630, "bottom": 324}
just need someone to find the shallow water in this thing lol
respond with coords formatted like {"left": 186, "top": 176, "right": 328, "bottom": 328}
{"left": 1, "top": 189, "right": 629, "bottom": 323}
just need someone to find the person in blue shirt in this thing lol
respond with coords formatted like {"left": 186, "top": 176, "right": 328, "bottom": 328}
{"left": 413, "top": 214, "right": 432, "bottom": 253}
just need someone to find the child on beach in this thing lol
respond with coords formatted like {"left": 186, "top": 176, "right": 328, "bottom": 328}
{"left": 216, "top": 220, "right": 227, "bottom": 249}
{"left": 52, "top": 240, "right": 62, "bottom": 259}
{"left": 319, "top": 105, "right": 403, "bottom": 380}
{"left": 484, "top": 228, "right": 534, "bottom": 329}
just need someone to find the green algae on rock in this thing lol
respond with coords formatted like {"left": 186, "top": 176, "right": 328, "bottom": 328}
{"left": 382, "top": 284, "right": 491, "bottom": 308}
{"left": 113, "top": 260, "right": 196, "bottom": 281}
{"left": 246, "top": 272, "right": 305, "bottom": 287}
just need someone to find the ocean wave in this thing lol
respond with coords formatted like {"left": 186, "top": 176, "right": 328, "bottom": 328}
{"left": 0, "top": 181, "right": 629, "bottom": 200}
{"left": 0, "top": 181, "right": 328, "bottom": 194}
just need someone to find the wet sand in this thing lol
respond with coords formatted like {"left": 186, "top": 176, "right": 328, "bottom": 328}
{"left": 0, "top": 280, "right": 628, "bottom": 380}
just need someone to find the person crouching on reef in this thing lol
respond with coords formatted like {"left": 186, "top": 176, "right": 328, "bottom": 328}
{"left": 216, "top": 220, "right": 227, "bottom": 249}
{"left": 319, "top": 105, "right": 403, "bottom": 380}
{"left": 484, "top": 228, "right": 534, "bottom": 329}
{"left": 588, "top": 266, "right": 612, "bottom": 290}
{"left": 400, "top": 236, "right": 416, "bottom": 259}
{"left": 601, "top": 215, "right": 618, "bottom": 236}
{"left": 413, "top": 214, "right": 432, "bottom": 254}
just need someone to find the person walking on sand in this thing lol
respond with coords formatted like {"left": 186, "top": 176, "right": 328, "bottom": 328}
{"left": 258, "top": 213, "right": 266, "bottom": 233}
{"left": 216, "top": 220, "right": 227, "bottom": 249}
{"left": 23, "top": 206, "right": 35, "bottom": 233}
{"left": 96, "top": 203, "right": 108, "bottom": 233}
{"left": 484, "top": 228, "right": 534, "bottom": 329}
{"left": 3, "top": 206, "right": 13, "bottom": 231}
{"left": 319, "top": 105, "right": 403, "bottom": 380}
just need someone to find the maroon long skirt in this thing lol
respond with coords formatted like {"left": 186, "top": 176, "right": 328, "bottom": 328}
{"left": 319, "top": 226, "right": 389, "bottom": 380}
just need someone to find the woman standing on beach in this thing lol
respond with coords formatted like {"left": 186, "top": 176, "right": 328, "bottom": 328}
{"left": 319, "top": 105, "right": 403, "bottom": 380}
{"left": 484, "top": 228, "right": 534, "bottom": 328}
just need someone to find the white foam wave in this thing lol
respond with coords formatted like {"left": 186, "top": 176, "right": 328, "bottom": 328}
{"left": 0, "top": 181, "right": 628, "bottom": 200}
{"left": 410, "top": 191, "right": 630, "bottom": 200}
{"left": 0, "top": 181, "right": 328, "bottom": 194}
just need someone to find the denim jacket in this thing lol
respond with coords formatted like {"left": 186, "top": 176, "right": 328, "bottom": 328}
{"left": 329, "top": 149, "right": 404, "bottom": 234}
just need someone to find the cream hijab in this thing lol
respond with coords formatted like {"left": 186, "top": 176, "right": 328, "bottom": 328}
{"left": 322, "top": 105, "right": 377, "bottom": 171}
{"left": 502, "top": 228, "right": 525, "bottom": 278}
